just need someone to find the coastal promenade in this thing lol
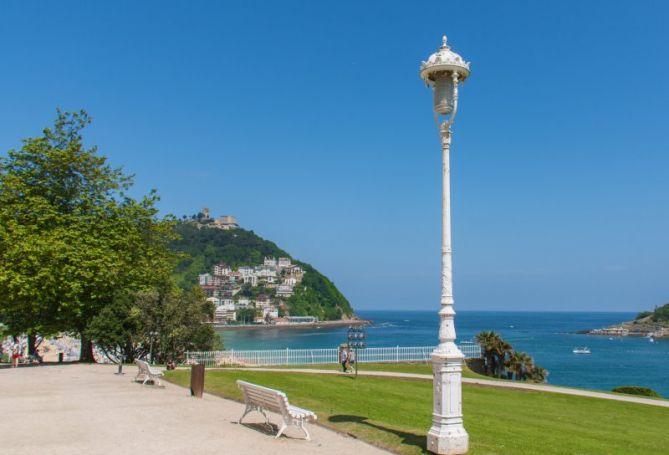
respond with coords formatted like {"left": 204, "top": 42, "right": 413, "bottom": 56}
{"left": 228, "top": 367, "right": 669, "bottom": 408}
{"left": 0, "top": 364, "right": 387, "bottom": 455}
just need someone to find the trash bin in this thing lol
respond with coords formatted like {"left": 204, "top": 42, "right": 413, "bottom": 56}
{"left": 58, "top": 353, "right": 64, "bottom": 364}
{"left": 190, "top": 363, "right": 205, "bottom": 398}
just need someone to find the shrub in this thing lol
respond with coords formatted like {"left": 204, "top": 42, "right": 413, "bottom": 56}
{"left": 612, "top": 386, "right": 661, "bottom": 398}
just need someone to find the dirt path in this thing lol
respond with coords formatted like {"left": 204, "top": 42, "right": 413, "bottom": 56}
{"left": 0, "top": 364, "right": 388, "bottom": 455}
{"left": 227, "top": 367, "right": 669, "bottom": 408}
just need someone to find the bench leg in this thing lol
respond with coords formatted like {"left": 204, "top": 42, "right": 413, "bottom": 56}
{"left": 275, "top": 422, "right": 288, "bottom": 439}
{"left": 299, "top": 421, "right": 311, "bottom": 441}
{"left": 239, "top": 405, "right": 252, "bottom": 424}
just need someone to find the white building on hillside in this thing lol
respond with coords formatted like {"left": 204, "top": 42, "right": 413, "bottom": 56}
{"left": 283, "top": 277, "right": 297, "bottom": 286}
{"left": 214, "top": 262, "right": 232, "bottom": 276}
{"left": 219, "top": 300, "right": 235, "bottom": 311}
{"left": 214, "top": 306, "right": 236, "bottom": 322}
{"left": 239, "top": 266, "right": 254, "bottom": 277}
{"left": 256, "top": 294, "right": 271, "bottom": 306}
{"left": 276, "top": 284, "right": 294, "bottom": 297}
{"left": 236, "top": 298, "right": 251, "bottom": 308}
{"left": 262, "top": 306, "right": 279, "bottom": 319}
{"left": 285, "top": 264, "right": 304, "bottom": 276}
{"left": 212, "top": 215, "right": 239, "bottom": 230}
{"left": 199, "top": 273, "right": 213, "bottom": 286}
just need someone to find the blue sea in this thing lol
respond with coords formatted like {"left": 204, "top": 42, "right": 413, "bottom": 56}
{"left": 219, "top": 311, "right": 669, "bottom": 396}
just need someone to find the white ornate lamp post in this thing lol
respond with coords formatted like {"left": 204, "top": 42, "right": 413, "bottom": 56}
{"left": 420, "top": 35, "right": 471, "bottom": 455}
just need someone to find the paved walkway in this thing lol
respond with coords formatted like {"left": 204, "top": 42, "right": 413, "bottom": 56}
{"left": 229, "top": 367, "right": 669, "bottom": 408}
{"left": 0, "top": 364, "right": 388, "bottom": 455}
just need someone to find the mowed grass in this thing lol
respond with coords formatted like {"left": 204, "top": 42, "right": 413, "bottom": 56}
{"left": 225, "top": 361, "right": 491, "bottom": 379}
{"left": 257, "top": 362, "right": 433, "bottom": 374}
{"left": 165, "top": 369, "right": 669, "bottom": 455}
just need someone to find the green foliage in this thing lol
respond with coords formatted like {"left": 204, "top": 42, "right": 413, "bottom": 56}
{"left": 650, "top": 303, "right": 669, "bottom": 322}
{"left": 87, "top": 286, "right": 220, "bottom": 363}
{"left": 166, "top": 369, "right": 669, "bottom": 455}
{"left": 237, "top": 283, "right": 274, "bottom": 299}
{"left": 171, "top": 223, "right": 288, "bottom": 285}
{"left": 0, "top": 110, "right": 178, "bottom": 361}
{"left": 634, "top": 303, "right": 669, "bottom": 323}
{"left": 612, "top": 386, "right": 661, "bottom": 398}
{"left": 236, "top": 308, "right": 257, "bottom": 324}
{"left": 475, "top": 331, "right": 548, "bottom": 382}
{"left": 288, "top": 262, "right": 349, "bottom": 320}
{"left": 170, "top": 222, "right": 354, "bottom": 320}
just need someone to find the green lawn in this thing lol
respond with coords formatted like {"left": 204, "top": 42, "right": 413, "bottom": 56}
{"left": 223, "top": 361, "right": 491, "bottom": 379}
{"left": 165, "top": 369, "right": 669, "bottom": 455}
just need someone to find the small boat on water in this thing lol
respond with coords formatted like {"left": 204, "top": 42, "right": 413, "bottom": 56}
{"left": 573, "top": 347, "right": 591, "bottom": 354}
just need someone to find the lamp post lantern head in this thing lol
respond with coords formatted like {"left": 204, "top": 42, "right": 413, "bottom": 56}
{"left": 420, "top": 36, "right": 470, "bottom": 116}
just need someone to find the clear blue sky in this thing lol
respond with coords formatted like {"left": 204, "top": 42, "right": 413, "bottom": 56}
{"left": 1, "top": 1, "right": 667, "bottom": 312}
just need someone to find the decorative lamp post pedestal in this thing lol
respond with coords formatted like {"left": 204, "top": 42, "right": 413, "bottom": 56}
{"left": 420, "top": 36, "right": 471, "bottom": 455}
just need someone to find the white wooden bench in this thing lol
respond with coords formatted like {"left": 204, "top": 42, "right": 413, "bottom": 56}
{"left": 134, "top": 359, "right": 164, "bottom": 386}
{"left": 236, "top": 380, "right": 317, "bottom": 440}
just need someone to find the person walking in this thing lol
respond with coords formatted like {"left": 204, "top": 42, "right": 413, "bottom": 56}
{"left": 11, "top": 343, "right": 21, "bottom": 368}
{"left": 348, "top": 349, "right": 356, "bottom": 370}
{"left": 340, "top": 347, "right": 348, "bottom": 373}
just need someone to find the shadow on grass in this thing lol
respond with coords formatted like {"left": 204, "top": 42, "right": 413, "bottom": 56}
{"left": 329, "top": 414, "right": 427, "bottom": 453}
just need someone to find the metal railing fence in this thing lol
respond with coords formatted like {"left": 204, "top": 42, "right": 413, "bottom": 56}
{"left": 185, "top": 342, "right": 482, "bottom": 367}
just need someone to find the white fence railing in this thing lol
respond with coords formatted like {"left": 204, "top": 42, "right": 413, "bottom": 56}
{"left": 185, "top": 342, "right": 482, "bottom": 367}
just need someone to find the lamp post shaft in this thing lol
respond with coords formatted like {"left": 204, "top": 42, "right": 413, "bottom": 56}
{"left": 440, "top": 131, "right": 455, "bottom": 347}
{"left": 426, "top": 128, "right": 469, "bottom": 455}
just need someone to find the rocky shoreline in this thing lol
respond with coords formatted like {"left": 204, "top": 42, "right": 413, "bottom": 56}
{"left": 587, "top": 317, "right": 669, "bottom": 338}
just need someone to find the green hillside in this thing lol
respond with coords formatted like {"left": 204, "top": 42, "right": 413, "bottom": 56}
{"left": 170, "top": 222, "right": 354, "bottom": 320}
{"left": 635, "top": 303, "right": 669, "bottom": 323}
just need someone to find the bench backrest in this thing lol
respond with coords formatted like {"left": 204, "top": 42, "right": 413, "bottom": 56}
{"left": 237, "top": 380, "right": 289, "bottom": 416}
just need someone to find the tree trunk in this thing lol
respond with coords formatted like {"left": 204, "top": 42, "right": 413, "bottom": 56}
{"left": 485, "top": 352, "right": 493, "bottom": 376}
{"left": 28, "top": 335, "right": 37, "bottom": 356}
{"left": 79, "top": 334, "right": 95, "bottom": 363}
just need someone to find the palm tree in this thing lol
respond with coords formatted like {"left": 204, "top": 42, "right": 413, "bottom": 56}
{"left": 475, "top": 331, "right": 501, "bottom": 376}
{"left": 507, "top": 351, "right": 523, "bottom": 380}
{"left": 508, "top": 351, "right": 533, "bottom": 381}
{"left": 522, "top": 354, "right": 535, "bottom": 380}
{"left": 528, "top": 366, "right": 549, "bottom": 383}
{"left": 494, "top": 340, "right": 513, "bottom": 378}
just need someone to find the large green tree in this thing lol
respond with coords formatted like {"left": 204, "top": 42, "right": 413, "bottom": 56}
{"left": 86, "top": 286, "right": 219, "bottom": 363}
{"left": 0, "top": 110, "right": 176, "bottom": 361}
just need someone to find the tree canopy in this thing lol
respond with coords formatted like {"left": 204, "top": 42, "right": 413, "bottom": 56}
{"left": 86, "top": 286, "right": 220, "bottom": 363}
{"left": 0, "top": 110, "right": 217, "bottom": 361}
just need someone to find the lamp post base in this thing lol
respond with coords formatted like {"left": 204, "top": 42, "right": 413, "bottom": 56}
{"left": 427, "top": 424, "right": 469, "bottom": 455}
{"left": 427, "top": 345, "right": 469, "bottom": 454}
